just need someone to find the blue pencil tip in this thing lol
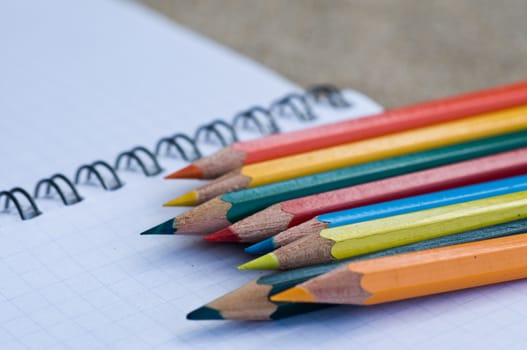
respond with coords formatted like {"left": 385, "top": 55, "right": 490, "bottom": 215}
{"left": 140, "top": 219, "right": 174, "bottom": 235}
{"left": 244, "top": 238, "right": 276, "bottom": 255}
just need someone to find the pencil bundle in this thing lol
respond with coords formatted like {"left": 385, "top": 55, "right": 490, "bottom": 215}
{"left": 141, "top": 81, "right": 527, "bottom": 321}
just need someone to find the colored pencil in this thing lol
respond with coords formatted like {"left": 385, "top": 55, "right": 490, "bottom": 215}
{"left": 187, "top": 219, "right": 527, "bottom": 320}
{"left": 245, "top": 172, "right": 527, "bottom": 253}
{"left": 167, "top": 81, "right": 527, "bottom": 179}
{"left": 201, "top": 147, "right": 527, "bottom": 245}
{"left": 167, "top": 106, "right": 527, "bottom": 205}
{"left": 271, "top": 233, "right": 527, "bottom": 305}
{"left": 238, "top": 191, "right": 527, "bottom": 270}
{"left": 140, "top": 131, "right": 527, "bottom": 235}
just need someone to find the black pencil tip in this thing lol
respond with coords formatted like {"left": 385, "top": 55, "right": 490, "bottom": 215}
{"left": 186, "top": 306, "right": 223, "bottom": 320}
{"left": 140, "top": 219, "right": 174, "bottom": 235}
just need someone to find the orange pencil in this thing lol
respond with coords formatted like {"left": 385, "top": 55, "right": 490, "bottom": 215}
{"left": 272, "top": 233, "right": 527, "bottom": 305}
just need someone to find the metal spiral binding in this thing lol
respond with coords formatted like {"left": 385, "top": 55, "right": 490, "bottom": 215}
{"left": 232, "top": 106, "right": 280, "bottom": 136}
{"left": 155, "top": 133, "right": 201, "bottom": 161}
{"left": 115, "top": 146, "right": 164, "bottom": 177}
{"left": 34, "top": 174, "right": 83, "bottom": 206}
{"left": 194, "top": 119, "right": 239, "bottom": 146}
{"left": 1, "top": 188, "right": 42, "bottom": 220}
{"left": 75, "top": 160, "right": 124, "bottom": 191}
{"left": 1, "top": 85, "right": 349, "bottom": 221}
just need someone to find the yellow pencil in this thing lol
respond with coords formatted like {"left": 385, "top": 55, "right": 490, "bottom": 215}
{"left": 271, "top": 233, "right": 527, "bottom": 305}
{"left": 166, "top": 106, "right": 527, "bottom": 205}
{"left": 238, "top": 190, "right": 527, "bottom": 270}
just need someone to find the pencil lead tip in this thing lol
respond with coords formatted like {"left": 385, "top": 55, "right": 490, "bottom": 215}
{"left": 237, "top": 253, "right": 279, "bottom": 270}
{"left": 271, "top": 287, "right": 315, "bottom": 303}
{"left": 163, "top": 191, "right": 198, "bottom": 206}
{"left": 140, "top": 219, "right": 174, "bottom": 235}
{"left": 204, "top": 227, "right": 240, "bottom": 242}
{"left": 186, "top": 306, "right": 223, "bottom": 320}
{"left": 244, "top": 238, "right": 276, "bottom": 255}
{"left": 165, "top": 164, "right": 203, "bottom": 179}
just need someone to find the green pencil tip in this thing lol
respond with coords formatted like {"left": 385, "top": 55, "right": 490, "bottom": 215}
{"left": 186, "top": 306, "right": 223, "bottom": 320}
{"left": 238, "top": 253, "right": 279, "bottom": 270}
{"left": 140, "top": 219, "right": 174, "bottom": 235}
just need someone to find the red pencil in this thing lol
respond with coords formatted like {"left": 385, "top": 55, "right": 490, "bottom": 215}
{"left": 204, "top": 147, "right": 527, "bottom": 245}
{"left": 167, "top": 81, "right": 527, "bottom": 179}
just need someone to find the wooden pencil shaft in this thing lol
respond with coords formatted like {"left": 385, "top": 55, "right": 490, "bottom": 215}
{"left": 301, "top": 234, "right": 527, "bottom": 305}
{"left": 272, "top": 218, "right": 328, "bottom": 248}
{"left": 243, "top": 106, "right": 527, "bottom": 187}
{"left": 175, "top": 197, "right": 232, "bottom": 234}
{"left": 193, "top": 146, "right": 246, "bottom": 179}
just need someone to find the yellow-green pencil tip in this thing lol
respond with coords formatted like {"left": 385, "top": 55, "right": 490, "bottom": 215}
{"left": 163, "top": 191, "right": 198, "bottom": 206}
{"left": 271, "top": 287, "right": 316, "bottom": 303}
{"left": 237, "top": 253, "right": 279, "bottom": 270}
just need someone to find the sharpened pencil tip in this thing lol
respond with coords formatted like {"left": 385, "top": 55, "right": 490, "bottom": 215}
{"left": 186, "top": 306, "right": 223, "bottom": 320}
{"left": 163, "top": 191, "right": 198, "bottom": 206}
{"left": 140, "top": 219, "right": 174, "bottom": 235}
{"left": 165, "top": 164, "right": 203, "bottom": 179}
{"left": 204, "top": 227, "right": 240, "bottom": 242}
{"left": 271, "top": 287, "right": 316, "bottom": 303}
{"left": 244, "top": 238, "right": 276, "bottom": 255}
{"left": 238, "top": 253, "right": 279, "bottom": 270}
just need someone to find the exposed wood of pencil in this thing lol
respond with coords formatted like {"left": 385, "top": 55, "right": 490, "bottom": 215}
{"left": 166, "top": 146, "right": 247, "bottom": 179}
{"left": 184, "top": 107, "right": 527, "bottom": 199}
{"left": 189, "top": 219, "right": 527, "bottom": 320}
{"left": 193, "top": 170, "right": 251, "bottom": 205}
{"left": 169, "top": 81, "right": 527, "bottom": 179}
{"left": 273, "top": 217, "right": 329, "bottom": 248}
{"left": 273, "top": 235, "right": 336, "bottom": 270}
{"left": 174, "top": 197, "right": 233, "bottom": 234}
{"left": 242, "top": 191, "right": 527, "bottom": 270}
{"left": 237, "top": 146, "right": 527, "bottom": 247}
{"left": 204, "top": 203, "right": 295, "bottom": 242}
{"left": 189, "top": 280, "right": 278, "bottom": 320}
{"left": 272, "top": 234, "right": 527, "bottom": 305}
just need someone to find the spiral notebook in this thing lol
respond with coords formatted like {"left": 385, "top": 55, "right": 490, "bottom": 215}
{"left": 0, "top": 1, "right": 384, "bottom": 349}
{"left": 2, "top": 1, "right": 526, "bottom": 350}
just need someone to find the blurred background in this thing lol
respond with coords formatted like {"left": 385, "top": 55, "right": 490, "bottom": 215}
{"left": 140, "top": 0, "right": 527, "bottom": 108}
